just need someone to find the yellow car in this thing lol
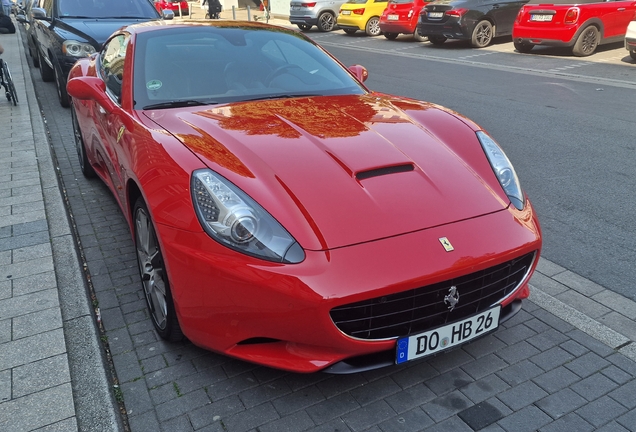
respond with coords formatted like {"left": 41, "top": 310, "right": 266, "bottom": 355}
{"left": 337, "top": 0, "right": 389, "bottom": 36}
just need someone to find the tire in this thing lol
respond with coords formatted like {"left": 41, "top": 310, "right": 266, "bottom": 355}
{"left": 413, "top": 30, "right": 427, "bottom": 42}
{"left": 38, "top": 48, "right": 54, "bottom": 82}
{"left": 29, "top": 39, "right": 39, "bottom": 68}
{"left": 514, "top": 41, "right": 534, "bottom": 53}
{"left": 71, "top": 101, "right": 96, "bottom": 178}
{"left": 572, "top": 26, "right": 599, "bottom": 57}
{"left": 471, "top": 20, "right": 493, "bottom": 48}
{"left": 297, "top": 23, "right": 311, "bottom": 31}
{"left": 428, "top": 35, "right": 447, "bottom": 45}
{"left": 365, "top": 16, "right": 381, "bottom": 36}
{"left": 54, "top": 59, "right": 70, "bottom": 108}
{"left": 317, "top": 12, "right": 336, "bottom": 32}
{"left": 343, "top": 28, "right": 357, "bottom": 35}
{"left": 384, "top": 32, "right": 398, "bottom": 40}
{"left": 630, "top": 48, "right": 636, "bottom": 62}
{"left": 134, "top": 197, "right": 184, "bottom": 342}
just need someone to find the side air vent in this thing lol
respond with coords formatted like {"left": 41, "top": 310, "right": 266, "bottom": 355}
{"left": 356, "top": 164, "right": 414, "bottom": 181}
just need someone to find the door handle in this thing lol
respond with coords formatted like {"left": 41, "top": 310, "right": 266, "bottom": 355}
{"left": 618, "top": 7, "right": 626, "bottom": 10}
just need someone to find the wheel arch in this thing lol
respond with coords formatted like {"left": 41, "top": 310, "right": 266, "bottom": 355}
{"left": 571, "top": 18, "right": 604, "bottom": 44}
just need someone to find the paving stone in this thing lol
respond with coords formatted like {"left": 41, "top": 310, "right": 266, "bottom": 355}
{"left": 12, "top": 354, "right": 70, "bottom": 398}
{"left": 379, "top": 407, "right": 434, "bottom": 432}
{"left": 0, "top": 383, "right": 75, "bottom": 431}
{"left": 207, "top": 372, "right": 260, "bottom": 401}
{"left": 571, "top": 372, "right": 619, "bottom": 401}
{"left": 608, "top": 379, "right": 636, "bottom": 410}
{"left": 555, "top": 290, "right": 612, "bottom": 319}
{"left": 384, "top": 383, "right": 436, "bottom": 415}
{"left": 576, "top": 396, "right": 629, "bottom": 428}
{"left": 175, "top": 366, "right": 228, "bottom": 395}
{"left": 239, "top": 377, "right": 292, "bottom": 409}
{"left": 559, "top": 340, "right": 588, "bottom": 357}
{"left": 342, "top": 400, "right": 396, "bottom": 432}
{"left": 216, "top": 401, "right": 279, "bottom": 432}
{"left": 529, "top": 272, "right": 568, "bottom": 296}
{"left": 350, "top": 376, "right": 401, "bottom": 406}
{"left": 566, "top": 329, "right": 615, "bottom": 357}
{"left": 594, "top": 421, "right": 631, "bottom": 432}
{"left": 306, "top": 392, "right": 360, "bottom": 424}
{"left": 127, "top": 410, "right": 161, "bottom": 432}
{"left": 600, "top": 365, "right": 633, "bottom": 385}
{"left": 591, "top": 290, "right": 636, "bottom": 321}
{"left": 0, "top": 329, "right": 67, "bottom": 370}
{"left": 496, "top": 360, "right": 544, "bottom": 387}
{"left": 538, "top": 413, "right": 594, "bottom": 432}
{"left": 495, "top": 340, "right": 541, "bottom": 364}
{"left": 427, "top": 348, "right": 474, "bottom": 374}
{"left": 421, "top": 390, "right": 472, "bottom": 423}
{"left": 391, "top": 362, "right": 439, "bottom": 390}
{"left": 530, "top": 346, "right": 575, "bottom": 372}
{"left": 616, "top": 409, "right": 636, "bottom": 431}
{"left": 425, "top": 368, "right": 473, "bottom": 396}
{"left": 11, "top": 242, "right": 52, "bottom": 263}
{"left": 526, "top": 328, "right": 570, "bottom": 352}
{"left": 155, "top": 389, "right": 211, "bottom": 422}
{"left": 271, "top": 385, "right": 325, "bottom": 416}
{"left": 188, "top": 395, "right": 245, "bottom": 430}
{"left": 532, "top": 366, "right": 581, "bottom": 393}
{"left": 422, "top": 415, "right": 473, "bottom": 432}
{"left": 460, "top": 353, "right": 508, "bottom": 380}
{"left": 606, "top": 353, "right": 636, "bottom": 377}
{"left": 535, "top": 388, "right": 588, "bottom": 419}
{"left": 598, "top": 312, "right": 636, "bottom": 341}
{"left": 121, "top": 379, "right": 154, "bottom": 417}
{"left": 552, "top": 271, "right": 605, "bottom": 297}
{"left": 316, "top": 374, "right": 367, "bottom": 399}
{"left": 459, "top": 374, "right": 510, "bottom": 404}
{"left": 457, "top": 399, "right": 506, "bottom": 430}
{"left": 310, "top": 418, "right": 352, "bottom": 432}
{"left": 564, "top": 352, "right": 611, "bottom": 378}
{"left": 258, "top": 410, "right": 315, "bottom": 432}
{"left": 159, "top": 415, "right": 194, "bottom": 432}
{"left": 494, "top": 324, "right": 537, "bottom": 346}
{"left": 0, "top": 369, "right": 10, "bottom": 403}
{"left": 461, "top": 336, "right": 507, "bottom": 359}
{"left": 496, "top": 405, "right": 552, "bottom": 432}
{"left": 497, "top": 380, "right": 549, "bottom": 411}
{"left": 145, "top": 361, "right": 198, "bottom": 389}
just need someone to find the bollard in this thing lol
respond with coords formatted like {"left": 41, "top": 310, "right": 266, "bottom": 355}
{"left": 247, "top": 5, "right": 251, "bottom": 21}
{"left": 232, "top": 5, "right": 236, "bottom": 20}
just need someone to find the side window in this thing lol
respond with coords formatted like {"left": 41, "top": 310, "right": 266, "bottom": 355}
{"left": 100, "top": 34, "right": 129, "bottom": 102}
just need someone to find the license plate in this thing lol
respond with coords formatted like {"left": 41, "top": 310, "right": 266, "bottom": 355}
{"left": 292, "top": 5, "right": 301, "bottom": 10}
{"left": 388, "top": 14, "right": 399, "bottom": 20}
{"left": 342, "top": 10, "right": 351, "bottom": 15}
{"left": 530, "top": 14, "right": 553, "bottom": 22}
{"left": 428, "top": 11, "right": 444, "bottom": 18}
{"left": 396, "top": 305, "right": 500, "bottom": 364}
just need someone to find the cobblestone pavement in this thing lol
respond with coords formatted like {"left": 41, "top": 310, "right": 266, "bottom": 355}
{"left": 5, "top": 10, "right": 636, "bottom": 432}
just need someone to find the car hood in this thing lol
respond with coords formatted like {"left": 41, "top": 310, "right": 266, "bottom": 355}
{"left": 56, "top": 18, "right": 157, "bottom": 47}
{"left": 144, "top": 94, "right": 509, "bottom": 250}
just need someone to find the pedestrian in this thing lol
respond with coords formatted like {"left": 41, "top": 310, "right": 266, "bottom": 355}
{"left": 202, "top": 0, "right": 222, "bottom": 19}
{"left": 0, "top": 8, "right": 15, "bottom": 34}
{"left": 1, "top": 0, "right": 10, "bottom": 17}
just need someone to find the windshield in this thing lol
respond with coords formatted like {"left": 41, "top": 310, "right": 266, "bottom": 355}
{"left": 134, "top": 26, "right": 367, "bottom": 109}
{"left": 346, "top": 0, "right": 369, "bottom": 4}
{"left": 58, "top": 0, "right": 160, "bottom": 19}
{"left": 389, "top": 0, "right": 415, "bottom": 3}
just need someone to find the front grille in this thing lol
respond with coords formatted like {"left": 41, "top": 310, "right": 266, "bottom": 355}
{"left": 330, "top": 252, "right": 535, "bottom": 340}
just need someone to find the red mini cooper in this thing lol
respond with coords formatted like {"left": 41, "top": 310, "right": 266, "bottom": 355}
{"left": 379, "top": 0, "right": 429, "bottom": 40}
{"left": 154, "top": 0, "right": 190, "bottom": 16}
{"left": 513, "top": 0, "right": 636, "bottom": 56}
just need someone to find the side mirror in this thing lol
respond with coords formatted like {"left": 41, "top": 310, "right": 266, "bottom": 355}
{"left": 348, "top": 64, "right": 368, "bottom": 83}
{"left": 31, "top": 7, "right": 48, "bottom": 19}
{"left": 16, "top": 13, "right": 27, "bottom": 23}
{"left": 162, "top": 9, "right": 174, "bottom": 20}
{"left": 67, "top": 77, "right": 117, "bottom": 114}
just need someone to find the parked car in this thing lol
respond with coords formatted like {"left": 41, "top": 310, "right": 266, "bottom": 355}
{"left": 66, "top": 20, "right": 542, "bottom": 373}
{"left": 626, "top": 19, "right": 636, "bottom": 60}
{"left": 337, "top": 0, "right": 389, "bottom": 35}
{"left": 513, "top": 0, "right": 636, "bottom": 56}
{"left": 289, "top": 0, "right": 348, "bottom": 31}
{"left": 154, "top": 0, "right": 189, "bottom": 16}
{"left": 379, "top": 0, "right": 429, "bottom": 40}
{"left": 417, "top": 0, "right": 529, "bottom": 47}
{"left": 29, "top": 0, "right": 168, "bottom": 108}
{"left": 14, "top": 0, "right": 38, "bottom": 66}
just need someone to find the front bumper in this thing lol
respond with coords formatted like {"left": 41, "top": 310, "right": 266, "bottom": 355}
{"left": 157, "top": 202, "right": 541, "bottom": 373}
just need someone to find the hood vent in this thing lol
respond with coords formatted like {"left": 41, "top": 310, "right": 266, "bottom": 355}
{"left": 356, "top": 164, "right": 414, "bottom": 181}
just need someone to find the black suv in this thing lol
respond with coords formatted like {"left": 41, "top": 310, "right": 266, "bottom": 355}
{"left": 30, "top": 0, "right": 169, "bottom": 107}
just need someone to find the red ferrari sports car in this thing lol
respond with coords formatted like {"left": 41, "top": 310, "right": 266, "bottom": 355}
{"left": 67, "top": 20, "right": 541, "bottom": 373}
{"left": 513, "top": 0, "right": 636, "bottom": 56}
{"left": 153, "top": 0, "right": 190, "bottom": 16}
{"left": 379, "top": 0, "right": 429, "bottom": 41}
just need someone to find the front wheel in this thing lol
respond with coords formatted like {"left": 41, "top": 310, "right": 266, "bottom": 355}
{"left": 54, "top": 59, "right": 70, "bottom": 108}
{"left": 514, "top": 41, "right": 534, "bottom": 53}
{"left": 38, "top": 48, "right": 54, "bottom": 82}
{"left": 572, "top": 26, "right": 599, "bottom": 57}
{"left": 134, "top": 198, "right": 184, "bottom": 342}
{"left": 428, "top": 35, "right": 447, "bottom": 45}
{"left": 71, "top": 101, "right": 95, "bottom": 178}
{"left": 471, "top": 20, "right": 493, "bottom": 48}
{"left": 317, "top": 12, "right": 336, "bottom": 32}
{"left": 365, "top": 16, "right": 381, "bottom": 36}
{"left": 384, "top": 32, "right": 398, "bottom": 40}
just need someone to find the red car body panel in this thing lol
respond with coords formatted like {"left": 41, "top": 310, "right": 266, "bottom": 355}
{"left": 380, "top": 0, "right": 429, "bottom": 34}
{"left": 154, "top": 0, "right": 190, "bottom": 15}
{"left": 513, "top": 0, "right": 636, "bottom": 46}
{"left": 67, "top": 21, "right": 542, "bottom": 373}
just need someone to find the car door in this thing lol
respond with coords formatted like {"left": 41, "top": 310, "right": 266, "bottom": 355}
{"left": 486, "top": 0, "right": 527, "bottom": 35}
{"left": 605, "top": 0, "right": 636, "bottom": 38}
{"left": 33, "top": 0, "right": 54, "bottom": 62}
{"left": 94, "top": 33, "right": 131, "bottom": 207}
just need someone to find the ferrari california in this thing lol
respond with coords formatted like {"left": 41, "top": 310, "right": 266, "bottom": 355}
{"left": 513, "top": 0, "right": 636, "bottom": 56}
{"left": 67, "top": 20, "right": 542, "bottom": 373}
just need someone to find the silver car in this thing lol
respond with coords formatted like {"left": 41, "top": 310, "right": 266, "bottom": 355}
{"left": 626, "top": 20, "right": 636, "bottom": 62}
{"left": 289, "top": 0, "right": 348, "bottom": 32}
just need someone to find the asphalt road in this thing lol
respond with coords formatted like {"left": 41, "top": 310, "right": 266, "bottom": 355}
{"left": 300, "top": 31, "right": 636, "bottom": 302}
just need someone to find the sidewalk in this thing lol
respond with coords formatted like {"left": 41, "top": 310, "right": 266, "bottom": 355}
{"left": 1, "top": 10, "right": 636, "bottom": 432}
{"left": 0, "top": 20, "right": 121, "bottom": 432}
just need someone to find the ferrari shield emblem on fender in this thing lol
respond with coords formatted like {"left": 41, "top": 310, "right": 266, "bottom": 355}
{"left": 439, "top": 237, "right": 454, "bottom": 252}
{"left": 444, "top": 286, "right": 460, "bottom": 311}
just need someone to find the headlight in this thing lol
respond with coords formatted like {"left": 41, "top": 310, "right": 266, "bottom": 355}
{"left": 191, "top": 169, "right": 305, "bottom": 264}
{"left": 477, "top": 131, "right": 525, "bottom": 210}
{"left": 62, "top": 40, "right": 96, "bottom": 57}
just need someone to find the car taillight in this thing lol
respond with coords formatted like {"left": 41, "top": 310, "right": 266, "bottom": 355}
{"left": 446, "top": 8, "right": 468, "bottom": 17}
{"left": 353, "top": 8, "right": 365, "bottom": 15}
{"left": 304, "top": 2, "right": 317, "bottom": 6}
{"left": 564, "top": 7, "right": 579, "bottom": 24}
{"left": 515, "top": 7, "right": 525, "bottom": 23}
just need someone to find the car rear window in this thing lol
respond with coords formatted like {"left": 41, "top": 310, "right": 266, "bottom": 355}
{"left": 58, "top": 0, "right": 160, "bottom": 18}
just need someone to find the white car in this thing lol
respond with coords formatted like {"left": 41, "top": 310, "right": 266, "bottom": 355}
{"left": 626, "top": 20, "right": 636, "bottom": 61}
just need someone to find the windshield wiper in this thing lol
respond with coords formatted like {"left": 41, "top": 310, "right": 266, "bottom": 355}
{"left": 100, "top": 16, "right": 149, "bottom": 19}
{"left": 143, "top": 99, "right": 217, "bottom": 110}
{"left": 240, "top": 94, "right": 319, "bottom": 102}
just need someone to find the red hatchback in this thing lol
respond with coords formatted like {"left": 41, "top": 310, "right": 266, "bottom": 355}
{"left": 380, "top": 0, "right": 429, "bottom": 40}
{"left": 513, "top": 0, "right": 636, "bottom": 56}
